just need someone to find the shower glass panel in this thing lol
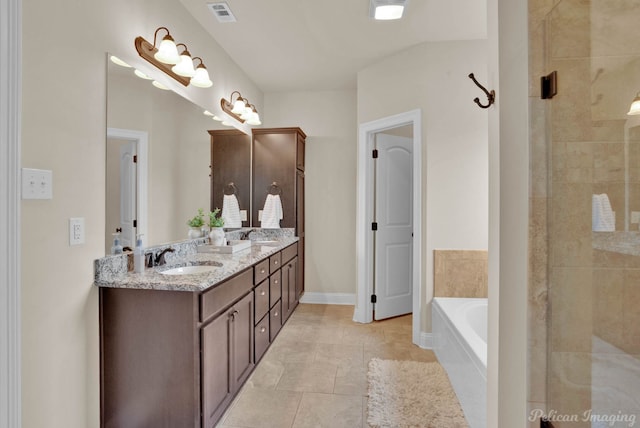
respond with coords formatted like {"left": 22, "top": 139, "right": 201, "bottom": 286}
{"left": 543, "top": 1, "right": 640, "bottom": 426}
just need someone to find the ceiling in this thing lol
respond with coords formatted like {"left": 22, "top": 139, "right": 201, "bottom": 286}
{"left": 178, "top": 0, "right": 487, "bottom": 92}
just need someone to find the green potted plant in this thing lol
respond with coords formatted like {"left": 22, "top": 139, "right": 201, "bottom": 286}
{"left": 187, "top": 208, "right": 205, "bottom": 239}
{"left": 208, "top": 208, "right": 226, "bottom": 246}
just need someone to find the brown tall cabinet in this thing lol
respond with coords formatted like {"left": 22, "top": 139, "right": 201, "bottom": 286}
{"left": 252, "top": 127, "right": 305, "bottom": 296}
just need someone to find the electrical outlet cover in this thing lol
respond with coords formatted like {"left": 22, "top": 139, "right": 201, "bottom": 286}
{"left": 69, "top": 218, "right": 85, "bottom": 245}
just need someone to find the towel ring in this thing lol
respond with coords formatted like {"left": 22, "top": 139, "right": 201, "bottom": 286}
{"left": 224, "top": 182, "right": 237, "bottom": 195}
{"left": 268, "top": 182, "right": 282, "bottom": 195}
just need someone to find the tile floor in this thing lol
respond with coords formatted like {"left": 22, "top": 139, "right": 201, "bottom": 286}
{"left": 216, "top": 303, "right": 438, "bottom": 428}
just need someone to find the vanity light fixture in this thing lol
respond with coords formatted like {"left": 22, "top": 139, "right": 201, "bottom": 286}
{"left": 369, "top": 0, "right": 408, "bottom": 20}
{"left": 627, "top": 92, "right": 640, "bottom": 115}
{"left": 135, "top": 27, "right": 213, "bottom": 88}
{"left": 220, "top": 91, "right": 261, "bottom": 125}
{"left": 171, "top": 44, "right": 196, "bottom": 77}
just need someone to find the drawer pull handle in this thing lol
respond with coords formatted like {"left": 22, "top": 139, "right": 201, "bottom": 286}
{"left": 260, "top": 290, "right": 266, "bottom": 296}
{"left": 260, "top": 326, "right": 267, "bottom": 333}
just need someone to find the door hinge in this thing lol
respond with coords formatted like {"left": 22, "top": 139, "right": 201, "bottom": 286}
{"left": 133, "top": 219, "right": 137, "bottom": 228}
{"left": 372, "top": 149, "right": 378, "bottom": 159}
{"left": 371, "top": 294, "right": 377, "bottom": 304}
{"left": 133, "top": 155, "right": 137, "bottom": 163}
{"left": 371, "top": 222, "right": 378, "bottom": 231}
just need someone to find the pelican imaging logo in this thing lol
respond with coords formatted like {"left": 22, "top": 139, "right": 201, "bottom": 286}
{"left": 529, "top": 409, "right": 637, "bottom": 427}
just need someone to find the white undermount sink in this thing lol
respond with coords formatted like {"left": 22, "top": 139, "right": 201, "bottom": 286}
{"left": 160, "top": 265, "right": 217, "bottom": 276}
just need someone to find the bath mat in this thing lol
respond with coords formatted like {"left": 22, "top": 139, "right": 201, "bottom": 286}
{"left": 367, "top": 358, "right": 468, "bottom": 428}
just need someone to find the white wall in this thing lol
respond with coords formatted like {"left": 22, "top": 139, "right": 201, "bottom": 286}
{"left": 357, "top": 40, "right": 489, "bottom": 331}
{"left": 21, "top": 0, "right": 261, "bottom": 426}
{"left": 263, "top": 90, "right": 358, "bottom": 296}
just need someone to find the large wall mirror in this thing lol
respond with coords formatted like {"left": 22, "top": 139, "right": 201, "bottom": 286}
{"left": 106, "top": 53, "right": 247, "bottom": 253}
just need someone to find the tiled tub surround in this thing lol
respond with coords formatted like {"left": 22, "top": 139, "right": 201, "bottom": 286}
{"left": 94, "top": 228, "right": 295, "bottom": 291}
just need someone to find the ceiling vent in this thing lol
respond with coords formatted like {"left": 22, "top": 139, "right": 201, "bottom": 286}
{"left": 207, "top": 2, "right": 237, "bottom": 23}
{"left": 369, "top": 0, "right": 408, "bottom": 20}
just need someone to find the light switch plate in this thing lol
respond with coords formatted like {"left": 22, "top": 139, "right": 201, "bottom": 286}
{"left": 22, "top": 168, "right": 53, "bottom": 199}
{"left": 240, "top": 210, "right": 248, "bottom": 221}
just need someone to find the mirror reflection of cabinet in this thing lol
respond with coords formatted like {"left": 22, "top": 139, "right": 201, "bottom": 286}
{"left": 209, "top": 130, "right": 252, "bottom": 228}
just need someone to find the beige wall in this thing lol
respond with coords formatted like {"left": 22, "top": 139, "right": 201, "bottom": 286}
{"left": 357, "top": 40, "right": 489, "bottom": 331}
{"left": 264, "top": 90, "right": 357, "bottom": 295}
{"left": 21, "top": 0, "right": 261, "bottom": 426}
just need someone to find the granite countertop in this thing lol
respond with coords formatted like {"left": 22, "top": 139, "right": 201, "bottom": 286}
{"left": 94, "top": 236, "right": 298, "bottom": 292}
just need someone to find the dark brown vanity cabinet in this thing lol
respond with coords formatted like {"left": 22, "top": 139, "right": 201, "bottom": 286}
{"left": 253, "top": 128, "right": 305, "bottom": 295}
{"left": 100, "top": 268, "right": 254, "bottom": 428}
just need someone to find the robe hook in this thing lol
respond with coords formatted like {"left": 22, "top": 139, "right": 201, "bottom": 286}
{"left": 468, "top": 73, "right": 495, "bottom": 109}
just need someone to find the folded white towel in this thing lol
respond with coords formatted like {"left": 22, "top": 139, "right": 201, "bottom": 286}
{"left": 260, "top": 194, "right": 283, "bottom": 229}
{"left": 592, "top": 194, "right": 615, "bottom": 232}
{"left": 222, "top": 194, "right": 242, "bottom": 228}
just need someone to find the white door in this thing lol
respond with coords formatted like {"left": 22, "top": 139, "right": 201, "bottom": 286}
{"left": 119, "top": 141, "right": 137, "bottom": 249}
{"left": 374, "top": 133, "right": 413, "bottom": 320}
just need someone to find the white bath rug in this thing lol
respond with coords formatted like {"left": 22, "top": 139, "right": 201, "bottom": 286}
{"left": 367, "top": 358, "right": 469, "bottom": 428}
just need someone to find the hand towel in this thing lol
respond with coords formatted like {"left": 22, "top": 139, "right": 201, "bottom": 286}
{"left": 222, "top": 194, "right": 242, "bottom": 228}
{"left": 592, "top": 194, "right": 615, "bottom": 232}
{"left": 260, "top": 194, "right": 283, "bottom": 228}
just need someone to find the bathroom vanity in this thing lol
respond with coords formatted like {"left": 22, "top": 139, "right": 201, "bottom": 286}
{"left": 96, "top": 236, "right": 300, "bottom": 428}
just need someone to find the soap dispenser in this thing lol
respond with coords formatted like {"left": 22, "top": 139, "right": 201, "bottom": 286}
{"left": 133, "top": 234, "right": 145, "bottom": 274}
{"left": 111, "top": 229, "right": 123, "bottom": 255}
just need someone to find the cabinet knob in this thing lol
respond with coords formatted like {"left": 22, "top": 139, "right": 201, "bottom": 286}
{"left": 274, "top": 260, "right": 279, "bottom": 265}
{"left": 260, "top": 290, "right": 266, "bottom": 296}
{"left": 274, "top": 280, "right": 279, "bottom": 284}
{"left": 260, "top": 326, "right": 267, "bottom": 333}
{"left": 274, "top": 311, "right": 279, "bottom": 317}
{"left": 260, "top": 268, "right": 265, "bottom": 274}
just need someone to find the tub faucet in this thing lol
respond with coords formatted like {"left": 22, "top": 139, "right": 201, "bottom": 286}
{"left": 154, "top": 248, "right": 175, "bottom": 266}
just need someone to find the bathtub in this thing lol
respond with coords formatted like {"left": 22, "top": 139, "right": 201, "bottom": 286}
{"left": 432, "top": 297, "right": 487, "bottom": 428}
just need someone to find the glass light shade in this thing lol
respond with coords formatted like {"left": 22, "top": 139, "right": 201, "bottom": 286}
{"left": 191, "top": 64, "right": 213, "bottom": 88}
{"left": 246, "top": 111, "right": 262, "bottom": 126}
{"left": 628, "top": 94, "right": 640, "bottom": 115}
{"left": 172, "top": 53, "right": 196, "bottom": 77}
{"left": 134, "top": 69, "right": 153, "bottom": 80}
{"left": 231, "top": 99, "right": 247, "bottom": 114}
{"left": 374, "top": 5, "right": 404, "bottom": 20}
{"left": 152, "top": 80, "right": 170, "bottom": 90}
{"left": 154, "top": 35, "right": 180, "bottom": 65}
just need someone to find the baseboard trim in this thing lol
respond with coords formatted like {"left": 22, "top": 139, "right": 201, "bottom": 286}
{"left": 419, "top": 332, "right": 433, "bottom": 349}
{"left": 299, "top": 292, "right": 356, "bottom": 305}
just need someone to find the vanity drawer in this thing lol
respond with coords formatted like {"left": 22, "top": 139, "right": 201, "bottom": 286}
{"left": 281, "top": 243, "right": 297, "bottom": 264}
{"left": 269, "top": 252, "right": 282, "bottom": 273}
{"left": 254, "top": 280, "right": 270, "bottom": 324}
{"left": 270, "top": 300, "right": 282, "bottom": 342}
{"left": 255, "top": 314, "right": 270, "bottom": 362}
{"left": 200, "top": 268, "right": 253, "bottom": 322}
{"left": 254, "top": 259, "right": 270, "bottom": 284}
{"left": 269, "top": 271, "right": 281, "bottom": 308}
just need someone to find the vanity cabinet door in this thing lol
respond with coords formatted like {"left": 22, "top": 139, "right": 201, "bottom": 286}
{"left": 281, "top": 256, "right": 298, "bottom": 321}
{"left": 201, "top": 292, "right": 254, "bottom": 428}
{"left": 201, "top": 310, "right": 231, "bottom": 428}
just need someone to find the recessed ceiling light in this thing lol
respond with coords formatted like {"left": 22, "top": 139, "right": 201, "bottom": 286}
{"left": 369, "top": 0, "right": 408, "bottom": 20}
